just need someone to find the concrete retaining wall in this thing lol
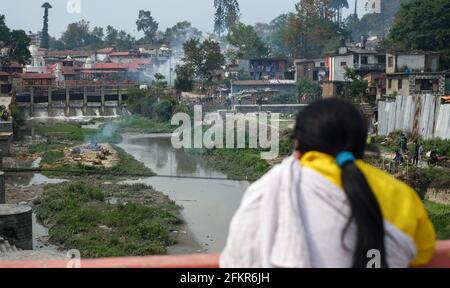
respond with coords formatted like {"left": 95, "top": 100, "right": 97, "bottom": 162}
{"left": 234, "top": 104, "right": 306, "bottom": 115}
{"left": 0, "top": 205, "right": 33, "bottom": 250}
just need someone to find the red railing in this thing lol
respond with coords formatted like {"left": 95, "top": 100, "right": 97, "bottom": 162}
{"left": 0, "top": 241, "right": 449, "bottom": 268}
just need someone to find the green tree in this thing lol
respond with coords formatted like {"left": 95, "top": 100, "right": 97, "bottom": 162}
{"left": 182, "top": 38, "right": 225, "bottom": 83}
{"left": 0, "top": 15, "right": 31, "bottom": 66}
{"left": 214, "top": 0, "right": 240, "bottom": 37}
{"left": 329, "top": 0, "right": 349, "bottom": 26}
{"left": 104, "top": 26, "right": 134, "bottom": 50}
{"left": 267, "top": 13, "right": 293, "bottom": 57}
{"left": 297, "top": 78, "right": 321, "bottom": 103}
{"left": 61, "top": 20, "right": 91, "bottom": 49}
{"left": 136, "top": 10, "right": 159, "bottom": 43}
{"left": 40, "top": 2, "right": 52, "bottom": 49}
{"left": 344, "top": 68, "right": 369, "bottom": 103}
{"left": 389, "top": 0, "right": 450, "bottom": 67}
{"left": 284, "top": 0, "right": 341, "bottom": 59}
{"left": 175, "top": 64, "right": 194, "bottom": 93}
{"left": 226, "top": 22, "right": 268, "bottom": 60}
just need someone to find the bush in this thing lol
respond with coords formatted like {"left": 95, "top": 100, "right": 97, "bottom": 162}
{"left": 154, "top": 99, "right": 174, "bottom": 121}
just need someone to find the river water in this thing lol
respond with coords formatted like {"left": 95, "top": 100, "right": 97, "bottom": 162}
{"left": 118, "top": 133, "right": 250, "bottom": 253}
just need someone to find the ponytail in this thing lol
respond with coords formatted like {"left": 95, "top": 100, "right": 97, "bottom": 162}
{"left": 341, "top": 161, "right": 388, "bottom": 268}
{"left": 294, "top": 98, "right": 390, "bottom": 268}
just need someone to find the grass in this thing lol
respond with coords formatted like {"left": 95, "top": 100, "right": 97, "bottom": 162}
{"left": 189, "top": 148, "right": 271, "bottom": 181}
{"left": 35, "top": 122, "right": 121, "bottom": 143}
{"left": 193, "top": 129, "right": 293, "bottom": 181}
{"left": 425, "top": 201, "right": 450, "bottom": 240}
{"left": 35, "top": 182, "right": 182, "bottom": 258}
{"left": 116, "top": 115, "right": 174, "bottom": 134}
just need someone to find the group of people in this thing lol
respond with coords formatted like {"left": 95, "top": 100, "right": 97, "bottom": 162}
{"left": 394, "top": 133, "right": 424, "bottom": 166}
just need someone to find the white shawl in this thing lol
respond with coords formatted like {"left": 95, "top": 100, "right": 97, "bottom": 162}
{"left": 220, "top": 157, "right": 416, "bottom": 268}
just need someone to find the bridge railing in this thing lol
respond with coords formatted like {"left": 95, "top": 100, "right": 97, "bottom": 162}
{"left": 0, "top": 241, "right": 449, "bottom": 268}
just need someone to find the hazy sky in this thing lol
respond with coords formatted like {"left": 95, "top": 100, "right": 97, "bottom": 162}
{"left": 1, "top": 0, "right": 366, "bottom": 38}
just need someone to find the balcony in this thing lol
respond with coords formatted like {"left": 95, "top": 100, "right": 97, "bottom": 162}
{"left": 354, "top": 63, "right": 385, "bottom": 71}
{"left": 0, "top": 241, "right": 449, "bottom": 268}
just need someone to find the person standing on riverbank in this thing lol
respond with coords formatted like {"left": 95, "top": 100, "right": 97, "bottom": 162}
{"left": 221, "top": 98, "right": 436, "bottom": 268}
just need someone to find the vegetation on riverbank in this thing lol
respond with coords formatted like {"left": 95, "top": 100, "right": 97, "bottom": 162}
{"left": 35, "top": 182, "right": 182, "bottom": 258}
{"left": 200, "top": 148, "right": 271, "bottom": 181}
{"left": 425, "top": 201, "right": 450, "bottom": 240}
{"left": 116, "top": 115, "right": 174, "bottom": 134}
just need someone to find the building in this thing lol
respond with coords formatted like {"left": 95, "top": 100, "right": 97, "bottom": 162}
{"left": 25, "top": 45, "right": 47, "bottom": 74}
{"left": 21, "top": 73, "right": 56, "bottom": 86}
{"left": 239, "top": 58, "right": 289, "bottom": 80}
{"left": 326, "top": 46, "right": 385, "bottom": 82}
{"left": 385, "top": 51, "right": 445, "bottom": 96}
{"left": 323, "top": 41, "right": 385, "bottom": 98}
{"left": 363, "top": 71, "right": 386, "bottom": 99}
{"left": 366, "top": 0, "right": 382, "bottom": 14}
{"left": 0, "top": 72, "right": 12, "bottom": 96}
{"left": 44, "top": 50, "right": 93, "bottom": 65}
{"left": 294, "top": 59, "right": 328, "bottom": 82}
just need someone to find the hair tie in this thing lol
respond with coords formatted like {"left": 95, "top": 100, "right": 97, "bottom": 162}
{"left": 336, "top": 151, "right": 355, "bottom": 167}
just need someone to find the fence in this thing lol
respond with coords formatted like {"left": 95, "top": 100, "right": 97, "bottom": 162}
{"left": 378, "top": 94, "right": 450, "bottom": 139}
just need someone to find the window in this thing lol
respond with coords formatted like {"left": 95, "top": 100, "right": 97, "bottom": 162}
{"left": 398, "top": 79, "right": 403, "bottom": 90}
{"left": 388, "top": 79, "right": 392, "bottom": 89}
{"left": 361, "top": 56, "right": 368, "bottom": 65}
{"left": 340, "top": 62, "right": 347, "bottom": 66}
{"left": 388, "top": 56, "right": 394, "bottom": 68}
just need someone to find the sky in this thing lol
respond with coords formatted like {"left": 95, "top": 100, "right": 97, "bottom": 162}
{"left": 1, "top": 0, "right": 367, "bottom": 38}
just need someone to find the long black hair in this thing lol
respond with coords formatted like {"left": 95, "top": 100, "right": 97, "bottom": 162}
{"left": 293, "top": 98, "right": 388, "bottom": 268}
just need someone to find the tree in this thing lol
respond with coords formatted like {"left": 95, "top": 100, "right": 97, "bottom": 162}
{"left": 267, "top": 13, "right": 293, "bottom": 57}
{"left": 49, "top": 37, "right": 66, "bottom": 50}
{"left": 175, "top": 64, "right": 194, "bottom": 93}
{"left": 181, "top": 38, "right": 225, "bottom": 83}
{"left": 0, "top": 15, "right": 31, "bottom": 66}
{"left": 283, "top": 0, "right": 341, "bottom": 59}
{"left": 226, "top": 22, "right": 268, "bottom": 60}
{"left": 7, "top": 30, "right": 32, "bottom": 65}
{"left": 329, "top": 0, "right": 349, "bottom": 26}
{"left": 163, "top": 21, "right": 202, "bottom": 47}
{"left": 297, "top": 78, "right": 321, "bottom": 103}
{"left": 214, "top": 0, "right": 240, "bottom": 37}
{"left": 40, "top": 2, "right": 52, "bottom": 49}
{"left": 389, "top": 0, "right": 450, "bottom": 67}
{"left": 61, "top": 20, "right": 92, "bottom": 49}
{"left": 344, "top": 68, "right": 369, "bottom": 103}
{"left": 136, "top": 10, "right": 159, "bottom": 43}
{"left": 104, "top": 25, "right": 134, "bottom": 50}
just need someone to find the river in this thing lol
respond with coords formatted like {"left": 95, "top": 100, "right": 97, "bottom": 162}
{"left": 117, "top": 133, "right": 250, "bottom": 253}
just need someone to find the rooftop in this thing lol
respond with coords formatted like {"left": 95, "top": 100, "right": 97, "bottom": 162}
{"left": 21, "top": 73, "right": 55, "bottom": 80}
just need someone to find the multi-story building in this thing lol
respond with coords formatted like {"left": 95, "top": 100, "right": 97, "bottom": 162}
{"left": 294, "top": 59, "right": 328, "bottom": 82}
{"left": 385, "top": 51, "right": 445, "bottom": 96}
{"left": 239, "top": 58, "right": 289, "bottom": 80}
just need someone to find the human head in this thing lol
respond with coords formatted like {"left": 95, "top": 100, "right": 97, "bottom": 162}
{"left": 293, "top": 98, "right": 368, "bottom": 158}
